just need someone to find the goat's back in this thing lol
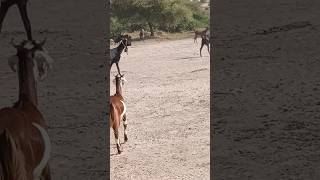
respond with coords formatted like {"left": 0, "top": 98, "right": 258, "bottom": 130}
{"left": 109, "top": 95, "right": 125, "bottom": 128}
{"left": 0, "top": 103, "right": 47, "bottom": 179}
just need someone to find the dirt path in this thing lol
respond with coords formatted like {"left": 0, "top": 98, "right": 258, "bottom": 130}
{"left": 110, "top": 39, "right": 210, "bottom": 180}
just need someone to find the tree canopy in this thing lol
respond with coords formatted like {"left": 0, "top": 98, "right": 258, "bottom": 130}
{"left": 111, "top": 0, "right": 209, "bottom": 38}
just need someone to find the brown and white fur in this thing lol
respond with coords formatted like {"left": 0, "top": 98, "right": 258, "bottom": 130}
{"left": 110, "top": 74, "right": 127, "bottom": 154}
{"left": 0, "top": 38, "right": 53, "bottom": 179}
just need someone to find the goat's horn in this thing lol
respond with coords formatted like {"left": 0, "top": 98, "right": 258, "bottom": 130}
{"left": 32, "top": 123, "right": 51, "bottom": 179}
{"left": 40, "top": 38, "right": 47, "bottom": 46}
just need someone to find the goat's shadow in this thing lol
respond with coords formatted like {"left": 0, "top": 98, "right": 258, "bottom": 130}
{"left": 170, "top": 56, "right": 205, "bottom": 61}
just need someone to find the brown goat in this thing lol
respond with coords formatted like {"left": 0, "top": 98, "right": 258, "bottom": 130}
{"left": 110, "top": 74, "right": 127, "bottom": 154}
{"left": 0, "top": 39, "right": 53, "bottom": 179}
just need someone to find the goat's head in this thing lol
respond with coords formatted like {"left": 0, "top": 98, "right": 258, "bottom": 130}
{"left": 123, "top": 36, "right": 132, "bottom": 47}
{"left": 113, "top": 74, "right": 127, "bottom": 87}
{"left": 115, "top": 35, "right": 132, "bottom": 46}
{"left": 8, "top": 38, "right": 54, "bottom": 81}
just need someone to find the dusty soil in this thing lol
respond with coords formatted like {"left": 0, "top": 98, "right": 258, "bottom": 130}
{"left": 110, "top": 39, "right": 210, "bottom": 179}
{"left": 0, "top": 0, "right": 107, "bottom": 179}
{"left": 212, "top": 0, "right": 320, "bottom": 179}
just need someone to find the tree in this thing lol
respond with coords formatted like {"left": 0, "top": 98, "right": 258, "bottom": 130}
{"left": 111, "top": 0, "right": 208, "bottom": 36}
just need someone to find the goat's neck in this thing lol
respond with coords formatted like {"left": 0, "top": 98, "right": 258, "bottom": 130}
{"left": 17, "top": 55, "right": 38, "bottom": 106}
{"left": 115, "top": 80, "right": 123, "bottom": 96}
{"left": 116, "top": 42, "right": 126, "bottom": 55}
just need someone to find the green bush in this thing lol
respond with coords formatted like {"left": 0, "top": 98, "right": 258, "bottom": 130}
{"left": 110, "top": 18, "right": 126, "bottom": 39}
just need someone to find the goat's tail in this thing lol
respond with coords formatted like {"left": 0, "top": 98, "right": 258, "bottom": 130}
{"left": 0, "top": 129, "right": 28, "bottom": 180}
{"left": 32, "top": 123, "right": 51, "bottom": 180}
{"left": 109, "top": 103, "right": 115, "bottom": 127}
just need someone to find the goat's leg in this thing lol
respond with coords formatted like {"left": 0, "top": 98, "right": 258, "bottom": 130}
{"left": 17, "top": 3, "right": 32, "bottom": 40}
{"left": 207, "top": 44, "right": 210, "bottom": 55}
{"left": 113, "top": 127, "right": 122, "bottom": 154}
{"left": 116, "top": 63, "right": 122, "bottom": 76}
{"left": 42, "top": 164, "right": 52, "bottom": 180}
{"left": 0, "top": 3, "right": 10, "bottom": 33}
{"left": 123, "top": 114, "right": 128, "bottom": 142}
{"left": 200, "top": 43, "right": 204, "bottom": 57}
{"left": 110, "top": 62, "right": 114, "bottom": 71}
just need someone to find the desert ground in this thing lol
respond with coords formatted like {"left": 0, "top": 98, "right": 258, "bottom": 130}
{"left": 0, "top": 0, "right": 107, "bottom": 179}
{"left": 110, "top": 39, "right": 210, "bottom": 179}
{"left": 212, "top": 0, "right": 320, "bottom": 179}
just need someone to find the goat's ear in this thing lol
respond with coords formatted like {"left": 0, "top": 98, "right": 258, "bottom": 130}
{"left": 34, "top": 50, "right": 54, "bottom": 81}
{"left": 33, "top": 38, "right": 47, "bottom": 47}
{"left": 7, "top": 55, "right": 19, "bottom": 72}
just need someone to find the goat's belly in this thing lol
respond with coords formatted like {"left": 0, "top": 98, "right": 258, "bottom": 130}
{"left": 110, "top": 49, "right": 117, "bottom": 61}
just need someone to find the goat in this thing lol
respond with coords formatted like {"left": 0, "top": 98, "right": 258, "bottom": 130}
{"left": 139, "top": 28, "right": 145, "bottom": 41}
{"left": 200, "top": 34, "right": 210, "bottom": 57}
{"left": 194, "top": 27, "right": 209, "bottom": 43}
{"left": 110, "top": 35, "right": 132, "bottom": 76}
{"left": 0, "top": 0, "right": 33, "bottom": 40}
{"left": 0, "top": 38, "right": 54, "bottom": 179}
{"left": 110, "top": 74, "right": 127, "bottom": 154}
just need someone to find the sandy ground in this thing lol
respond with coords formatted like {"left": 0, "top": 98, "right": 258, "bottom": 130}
{"left": 212, "top": 0, "right": 320, "bottom": 179}
{"left": 0, "top": 0, "right": 107, "bottom": 179}
{"left": 110, "top": 39, "right": 210, "bottom": 179}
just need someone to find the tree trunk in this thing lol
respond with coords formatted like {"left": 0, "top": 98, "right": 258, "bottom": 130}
{"left": 148, "top": 22, "right": 154, "bottom": 37}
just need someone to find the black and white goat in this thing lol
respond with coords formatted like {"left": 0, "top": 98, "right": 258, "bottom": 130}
{"left": 110, "top": 35, "right": 132, "bottom": 76}
{"left": 200, "top": 34, "right": 210, "bottom": 57}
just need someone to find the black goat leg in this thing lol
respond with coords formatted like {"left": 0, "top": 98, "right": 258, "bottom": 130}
{"left": 116, "top": 63, "right": 122, "bottom": 76}
{"left": 0, "top": 3, "right": 10, "bottom": 32}
{"left": 18, "top": 3, "right": 32, "bottom": 40}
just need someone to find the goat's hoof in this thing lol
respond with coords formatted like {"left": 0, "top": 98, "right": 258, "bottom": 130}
{"left": 124, "top": 136, "right": 128, "bottom": 142}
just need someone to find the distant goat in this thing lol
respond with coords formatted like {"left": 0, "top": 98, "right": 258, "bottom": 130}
{"left": 200, "top": 34, "right": 210, "bottom": 57}
{"left": 110, "top": 74, "right": 127, "bottom": 154}
{"left": 194, "top": 27, "right": 209, "bottom": 43}
{"left": 0, "top": 39, "right": 53, "bottom": 180}
{"left": 139, "top": 28, "right": 145, "bottom": 41}
{"left": 110, "top": 35, "right": 132, "bottom": 76}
